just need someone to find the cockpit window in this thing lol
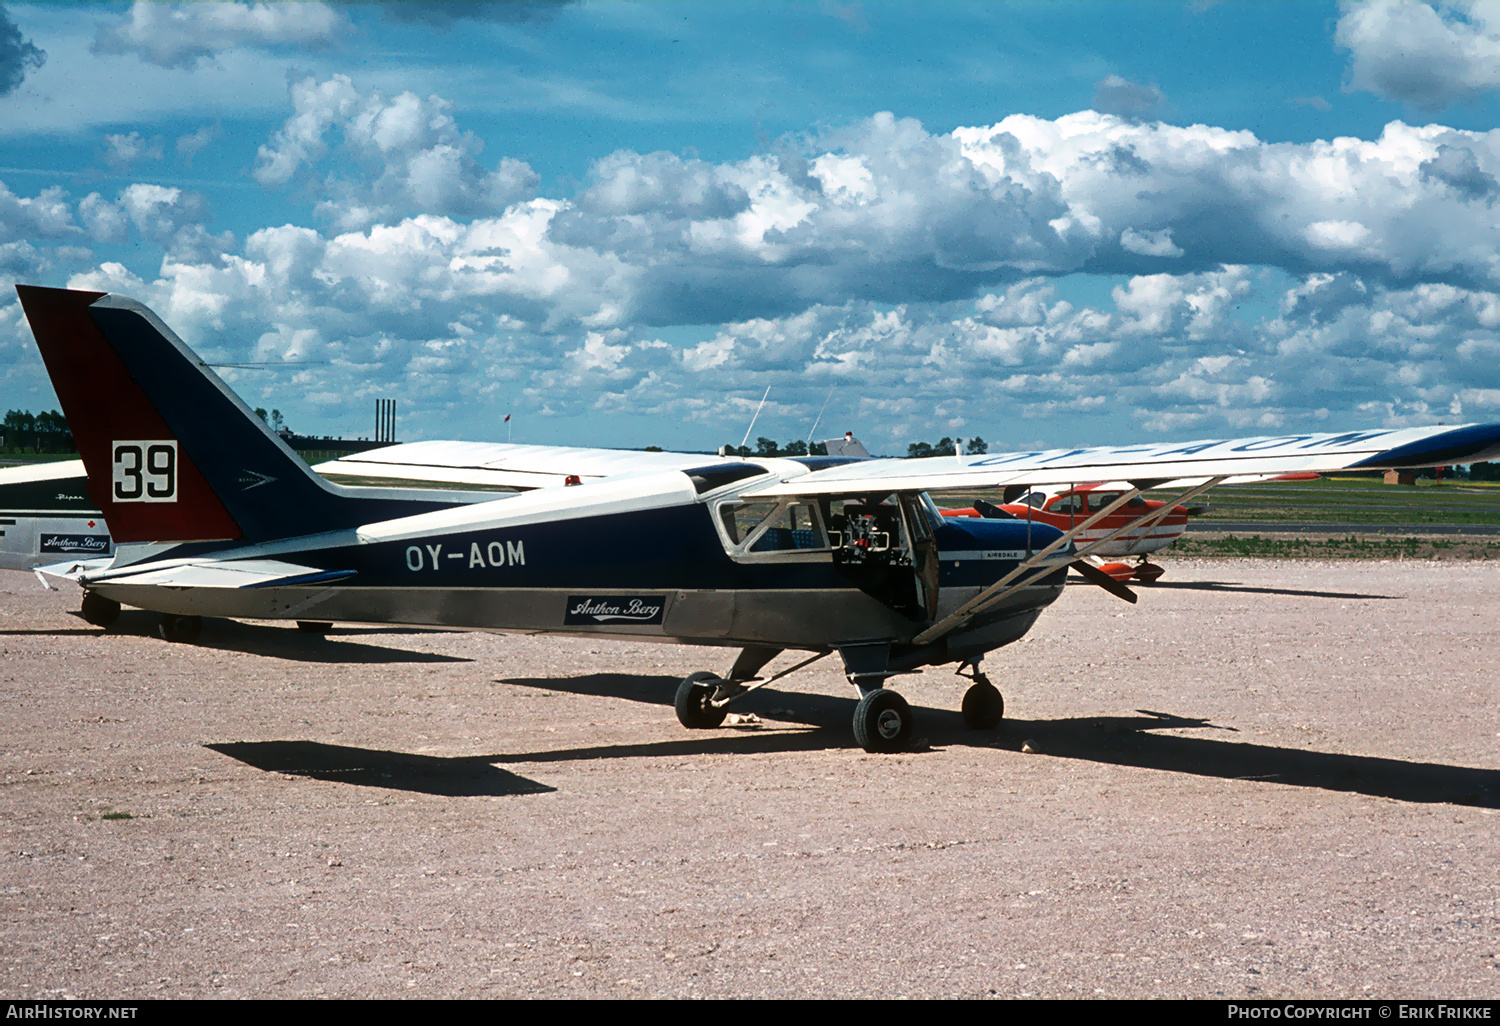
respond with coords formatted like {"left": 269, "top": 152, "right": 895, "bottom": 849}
{"left": 1087, "top": 491, "right": 1146, "bottom": 512}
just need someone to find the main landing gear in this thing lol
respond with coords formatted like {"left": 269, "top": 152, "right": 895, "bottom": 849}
{"left": 80, "top": 592, "right": 120, "bottom": 628}
{"left": 673, "top": 647, "right": 1007, "bottom": 754}
{"left": 156, "top": 613, "right": 202, "bottom": 644}
{"left": 851, "top": 688, "right": 913, "bottom": 753}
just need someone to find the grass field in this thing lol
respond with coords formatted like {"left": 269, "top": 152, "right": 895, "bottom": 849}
{"left": 1169, "top": 532, "right": 1500, "bottom": 560}
{"left": 1163, "top": 475, "right": 1500, "bottom": 527}
{"left": 932, "top": 475, "right": 1500, "bottom": 559}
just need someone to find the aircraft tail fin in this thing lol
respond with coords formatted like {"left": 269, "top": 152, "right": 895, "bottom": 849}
{"left": 15, "top": 285, "right": 375, "bottom": 545}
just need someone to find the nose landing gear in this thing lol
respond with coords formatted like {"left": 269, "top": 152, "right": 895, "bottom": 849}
{"left": 957, "top": 662, "right": 1004, "bottom": 730}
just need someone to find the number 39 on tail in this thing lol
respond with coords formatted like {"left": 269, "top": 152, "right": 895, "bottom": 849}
{"left": 16, "top": 285, "right": 1500, "bottom": 753}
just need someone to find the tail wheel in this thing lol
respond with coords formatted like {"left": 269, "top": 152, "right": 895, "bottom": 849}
{"left": 675, "top": 671, "right": 728, "bottom": 729}
{"left": 80, "top": 592, "right": 121, "bottom": 628}
{"left": 852, "top": 688, "right": 913, "bottom": 753}
{"left": 961, "top": 681, "right": 1004, "bottom": 730}
{"left": 157, "top": 613, "right": 202, "bottom": 644}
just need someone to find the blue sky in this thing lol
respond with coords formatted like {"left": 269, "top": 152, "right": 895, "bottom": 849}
{"left": 4, "top": 1, "right": 1500, "bottom": 453}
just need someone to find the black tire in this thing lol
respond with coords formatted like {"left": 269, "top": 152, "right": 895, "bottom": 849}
{"left": 157, "top": 613, "right": 202, "bottom": 644}
{"left": 297, "top": 621, "right": 332, "bottom": 634}
{"left": 675, "top": 671, "right": 728, "bottom": 729}
{"left": 80, "top": 592, "right": 121, "bottom": 628}
{"left": 852, "top": 688, "right": 913, "bottom": 753}
{"left": 961, "top": 681, "right": 1004, "bottom": 730}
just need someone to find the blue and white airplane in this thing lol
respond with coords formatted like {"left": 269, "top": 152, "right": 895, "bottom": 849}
{"left": 15, "top": 284, "right": 1500, "bottom": 752}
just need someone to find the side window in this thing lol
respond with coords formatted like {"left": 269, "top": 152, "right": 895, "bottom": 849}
{"left": 714, "top": 499, "right": 830, "bottom": 560}
{"left": 1050, "top": 494, "right": 1083, "bottom": 515}
{"left": 748, "top": 503, "right": 825, "bottom": 551}
{"left": 720, "top": 502, "right": 779, "bottom": 545}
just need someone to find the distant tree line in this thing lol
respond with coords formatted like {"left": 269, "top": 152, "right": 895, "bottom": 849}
{"left": 719, "top": 438, "right": 830, "bottom": 457}
{"left": 1471, "top": 462, "right": 1500, "bottom": 481}
{"left": 907, "top": 436, "right": 987, "bottom": 458}
{"left": 2, "top": 409, "right": 74, "bottom": 453}
{"left": 711, "top": 435, "right": 990, "bottom": 458}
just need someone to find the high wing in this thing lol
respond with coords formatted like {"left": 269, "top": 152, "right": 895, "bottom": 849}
{"left": 733, "top": 422, "right": 1500, "bottom": 651}
{"left": 312, "top": 440, "right": 742, "bottom": 491}
{"left": 740, "top": 423, "right": 1500, "bottom": 498}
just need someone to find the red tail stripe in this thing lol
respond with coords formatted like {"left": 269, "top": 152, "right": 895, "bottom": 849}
{"left": 16, "top": 286, "right": 241, "bottom": 543}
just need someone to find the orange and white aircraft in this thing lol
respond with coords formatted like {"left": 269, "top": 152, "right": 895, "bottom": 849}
{"left": 942, "top": 473, "right": 1322, "bottom": 582}
{"left": 941, "top": 482, "right": 1206, "bottom": 582}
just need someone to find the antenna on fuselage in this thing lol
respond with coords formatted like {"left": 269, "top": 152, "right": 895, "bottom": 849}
{"left": 807, "top": 386, "right": 835, "bottom": 446}
{"left": 736, "top": 386, "right": 771, "bottom": 457}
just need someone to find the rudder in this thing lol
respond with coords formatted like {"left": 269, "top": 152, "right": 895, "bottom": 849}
{"left": 16, "top": 285, "right": 391, "bottom": 545}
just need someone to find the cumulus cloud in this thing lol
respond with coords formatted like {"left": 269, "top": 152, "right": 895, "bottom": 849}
{"left": 1120, "top": 227, "right": 1184, "bottom": 258}
{"left": 1291, "top": 95, "right": 1333, "bottom": 112}
{"left": 1336, "top": 1, "right": 1500, "bottom": 110}
{"left": 1419, "top": 142, "right": 1500, "bottom": 200}
{"left": 91, "top": 1, "right": 347, "bottom": 69}
{"left": 1092, "top": 74, "right": 1165, "bottom": 118}
{"left": 255, "top": 76, "right": 539, "bottom": 229}
{"left": 0, "top": 4, "right": 44, "bottom": 95}
{"left": 233, "top": 97, "right": 1500, "bottom": 342}
{"left": 27, "top": 82, "right": 1500, "bottom": 447}
{"left": 0, "top": 182, "right": 75, "bottom": 240}
{"left": 102, "top": 132, "right": 164, "bottom": 170}
{"left": 176, "top": 124, "right": 222, "bottom": 166}
{"left": 78, "top": 192, "right": 127, "bottom": 244}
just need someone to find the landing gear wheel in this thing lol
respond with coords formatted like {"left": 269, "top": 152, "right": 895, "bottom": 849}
{"left": 961, "top": 681, "right": 1004, "bottom": 730}
{"left": 296, "top": 621, "right": 332, "bottom": 634}
{"left": 157, "top": 613, "right": 202, "bottom": 644}
{"left": 1133, "top": 561, "right": 1165, "bottom": 583}
{"left": 675, "top": 671, "right": 728, "bottom": 729}
{"left": 80, "top": 592, "right": 120, "bottom": 628}
{"left": 853, "top": 688, "right": 914, "bottom": 754}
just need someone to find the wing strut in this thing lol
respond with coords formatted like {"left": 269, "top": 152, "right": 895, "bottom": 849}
{"left": 913, "top": 476, "right": 1225, "bottom": 646}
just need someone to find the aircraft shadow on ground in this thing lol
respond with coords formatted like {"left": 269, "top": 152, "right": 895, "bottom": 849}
{"left": 1138, "top": 580, "right": 1399, "bottom": 600}
{"left": 64, "top": 610, "right": 472, "bottom": 664}
{"left": 207, "top": 740, "right": 553, "bottom": 797}
{"left": 497, "top": 673, "right": 1499, "bottom": 808}
{"left": 1065, "top": 578, "right": 1398, "bottom": 601}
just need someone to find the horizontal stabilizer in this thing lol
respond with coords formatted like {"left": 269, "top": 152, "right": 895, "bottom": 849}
{"left": 34, "top": 557, "right": 114, "bottom": 584}
{"left": 91, "top": 559, "right": 355, "bottom": 590}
